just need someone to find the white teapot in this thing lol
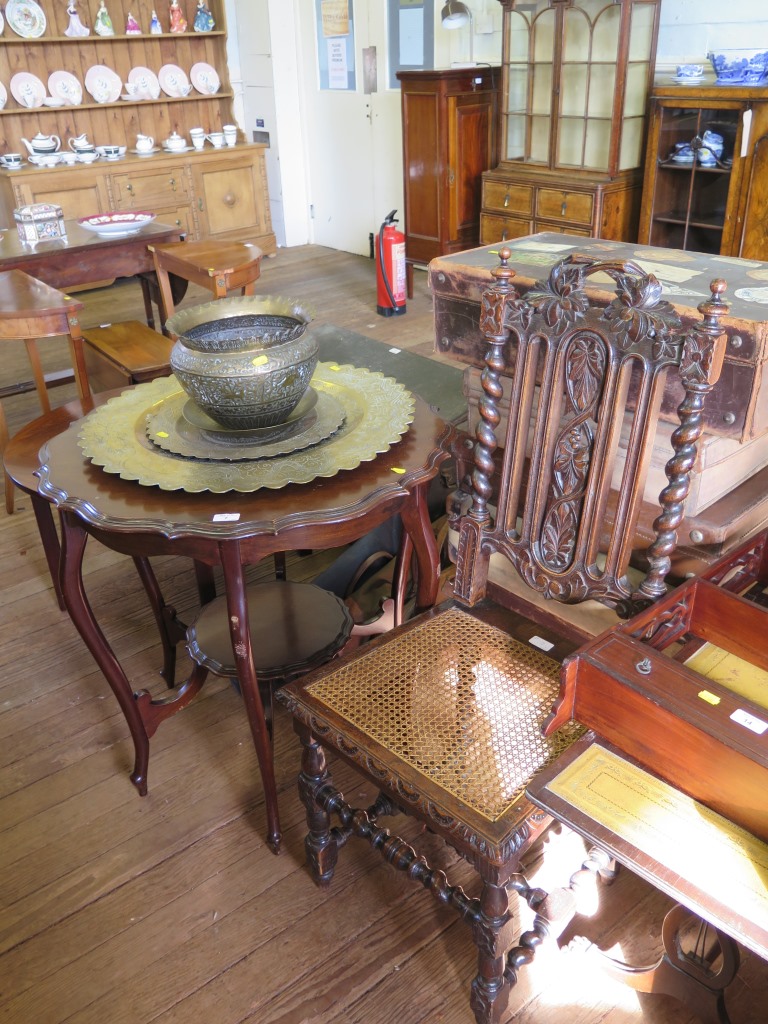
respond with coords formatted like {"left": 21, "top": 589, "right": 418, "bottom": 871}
{"left": 163, "top": 131, "right": 186, "bottom": 152}
{"left": 21, "top": 132, "right": 61, "bottom": 155}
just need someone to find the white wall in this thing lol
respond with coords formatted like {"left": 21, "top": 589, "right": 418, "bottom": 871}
{"left": 231, "top": 0, "right": 768, "bottom": 250}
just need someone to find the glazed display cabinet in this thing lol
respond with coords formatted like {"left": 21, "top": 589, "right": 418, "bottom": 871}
{"left": 638, "top": 85, "right": 768, "bottom": 260}
{"left": 480, "top": 0, "right": 660, "bottom": 245}
{"left": 0, "top": 0, "right": 275, "bottom": 250}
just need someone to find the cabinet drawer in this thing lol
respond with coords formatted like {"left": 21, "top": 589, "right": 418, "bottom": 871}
{"left": 480, "top": 213, "right": 532, "bottom": 245}
{"left": 111, "top": 169, "right": 192, "bottom": 208}
{"left": 482, "top": 180, "right": 533, "bottom": 216}
{"left": 536, "top": 189, "right": 594, "bottom": 225}
{"left": 192, "top": 158, "right": 269, "bottom": 239}
{"left": 153, "top": 205, "right": 195, "bottom": 238}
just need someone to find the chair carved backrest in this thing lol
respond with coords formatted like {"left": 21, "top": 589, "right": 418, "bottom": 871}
{"left": 454, "top": 249, "right": 728, "bottom": 617}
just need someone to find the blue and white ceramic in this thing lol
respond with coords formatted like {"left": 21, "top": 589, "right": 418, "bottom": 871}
{"left": 708, "top": 50, "right": 768, "bottom": 85}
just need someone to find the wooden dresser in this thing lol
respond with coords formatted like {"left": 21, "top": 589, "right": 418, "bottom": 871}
{"left": 430, "top": 232, "right": 768, "bottom": 575}
{"left": 0, "top": 0, "right": 275, "bottom": 252}
{"left": 0, "top": 144, "right": 275, "bottom": 250}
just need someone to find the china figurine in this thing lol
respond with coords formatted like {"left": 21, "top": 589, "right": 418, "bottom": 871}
{"left": 125, "top": 11, "right": 141, "bottom": 33}
{"left": 64, "top": 1, "right": 90, "bottom": 37}
{"left": 149, "top": 9, "right": 162, "bottom": 33}
{"left": 94, "top": 0, "right": 115, "bottom": 36}
{"left": 169, "top": 0, "right": 187, "bottom": 33}
{"left": 193, "top": 0, "right": 214, "bottom": 32}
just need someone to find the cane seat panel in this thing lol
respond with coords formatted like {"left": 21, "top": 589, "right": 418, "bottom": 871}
{"left": 304, "top": 608, "right": 584, "bottom": 821}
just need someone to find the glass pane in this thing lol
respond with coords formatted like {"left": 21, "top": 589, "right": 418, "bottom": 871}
{"left": 532, "top": 63, "right": 553, "bottom": 116}
{"left": 587, "top": 64, "right": 616, "bottom": 117}
{"left": 506, "top": 9, "right": 532, "bottom": 62}
{"left": 628, "top": 2, "right": 656, "bottom": 60}
{"left": 584, "top": 118, "right": 611, "bottom": 170}
{"left": 592, "top": 5, "right": 620, "bottom": 56}
{"left": 558, "top": 117, "right": 586, "bottom": 166}
{"left": 563, "top": 8, "right": 591, "bottom": 61}
{"left": 530, "top": 115, "right": 550, "bottom": 163}
{"left": 532, "top": 8, "right": 555, "bottom": 64}
{"left": 505, "top": 113, "right": 527, "bottom": 161}
{"left": 620, "top": 116, "right": 645, "bottom": 169}
{"left": 507, "top": 66, "right": 529, "bottom": 115}
{"left": 561, "top": 64, "right": 588, "bottom": 117}
{"left": 624, "top": 62, "right": 650, "bottom": 117}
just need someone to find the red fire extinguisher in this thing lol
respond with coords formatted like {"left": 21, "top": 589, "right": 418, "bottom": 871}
{"left": 375, "top": 210, "right": 407, "bottom": 317}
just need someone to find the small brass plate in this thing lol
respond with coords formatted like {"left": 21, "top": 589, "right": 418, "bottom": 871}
{"left": 77, "top": 362, "right": 415, "bottom": 493}
{"left": 146, "top": 386, "right": 345, "bottom": 461}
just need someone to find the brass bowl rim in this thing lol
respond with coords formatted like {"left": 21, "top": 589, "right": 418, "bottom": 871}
{"left": 165, "top": 294, "right": 315, "bottom": 341}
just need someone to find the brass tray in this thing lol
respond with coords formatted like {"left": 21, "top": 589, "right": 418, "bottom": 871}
{"left": 146, "top": 386, "right": 346, "bottom": 461}
{"left": 77, "top": 362, "right": 415, "bottom": 493}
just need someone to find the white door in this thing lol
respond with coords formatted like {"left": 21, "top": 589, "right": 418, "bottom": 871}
{"left": 298, "top": 1, "right": 404, "bottom": 255}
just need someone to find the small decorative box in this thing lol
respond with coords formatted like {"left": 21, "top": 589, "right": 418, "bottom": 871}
{"left": 14, "top": 203, "right": 67, "bottom": 246}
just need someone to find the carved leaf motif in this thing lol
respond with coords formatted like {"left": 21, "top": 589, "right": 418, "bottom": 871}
{"left": 603, "top": 272, "right": 681, "bottom": 352}
{"left": 567, "top": 337, "right": 604, "bottom": 412}
{"left": 680, "top": 331, "right": 716, "bottom": 385}
{"left": 525, "top": 261, "right": 590, "bottom": 330}
{"left": 553, "top": 424, "right": 591, "bottom": 495}
{"left": 541, "top": 500, "right": 577, "bottom": 569}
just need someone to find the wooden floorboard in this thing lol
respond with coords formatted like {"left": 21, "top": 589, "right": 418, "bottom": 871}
{"left": 1, "top": 246, "right": 767, "bottom": 1023}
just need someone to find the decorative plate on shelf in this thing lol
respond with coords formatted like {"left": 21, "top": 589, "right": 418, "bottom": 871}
{"left": 0, "top": 11, "right": 4, "bottom": 35}
{"left": 127, "top": 66, "right": 161, "bottom": 100}
{"left": 10, "top": 71, "right": 46, "bottom": 108}
{"left": 78, "top": 212, "right": 156, "bottom": 237}
{"left": 158, "top": 64, "right": 191, "bottom": 98}
{"left": 0, "top": 83, "right": 7, "bottom": 111}
{"left": 190, "top": 62, "right": 220, "bottom": 96}
{"left": 84, "top": 65, "right": 122, "bottom": 104}
{"left": 49, "top": 70, "right": 83, "bottom": 106}
{"left": 6, "top": 0, "right": 46, "bottom": 38}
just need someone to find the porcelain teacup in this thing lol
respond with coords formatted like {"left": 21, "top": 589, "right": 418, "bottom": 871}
{"left": 1, "top": 153, "right": 22, "bottom": 168}
{"left": 206, "top": 131, "right": 225, "bottom": 148}
{"left": 77, "top": 151, "right": 100, "bottom": 164}
{"left": 223, "top": 124, "right": 237, "bottom": 146}
{"left": 676, "top": 63, "right": 704, "bottom": 79}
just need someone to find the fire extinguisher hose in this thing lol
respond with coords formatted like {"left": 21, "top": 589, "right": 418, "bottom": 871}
{"left": 378, "top": 216, "right": 399, "bottom": 311}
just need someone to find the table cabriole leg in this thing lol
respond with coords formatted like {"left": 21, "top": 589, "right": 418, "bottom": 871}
{"left": 59, "top": 509, "right": 151, "bottom": 794}
{"left": 220, "top": 539, "right": 282, "bottom": 854}
{"left": 400, "top": 481, "right": 440, "bottom": 614}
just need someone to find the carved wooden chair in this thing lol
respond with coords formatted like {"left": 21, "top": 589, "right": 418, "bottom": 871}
{"left": 277, "top": 249, "right": 728, "bottom": 1024}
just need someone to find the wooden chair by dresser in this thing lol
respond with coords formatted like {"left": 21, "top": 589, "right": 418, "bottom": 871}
{"left": 0, "top": 270, "right": 90, "bottom": 514}
{"left": 277, "top": 249, "right": 729, "bottom": 1024}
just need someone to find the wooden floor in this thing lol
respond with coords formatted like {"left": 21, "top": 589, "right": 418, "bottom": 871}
{"left": 1, "top": 247, "right": 767, "bottom": 1024}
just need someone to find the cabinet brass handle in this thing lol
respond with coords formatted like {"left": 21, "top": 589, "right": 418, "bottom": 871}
{"left": 198, "top": 198, "right": 203, "bottom": 211}
{"left": 175, "top": 218, "right": 182, "bottom": 226}
{"left": 169, "top": 178, "right": 176, "bottom": 191}
{"left": 448, "top": 169, "right": 455, "bottom": 185}
{"left": 561, "top": 200, "right": 567, "bottom": 216}
{"left": 504, "top": 192, "right": 510, "bottom": 207}
{"left": 222, "top": 192, "right": 236, "bottom": 207}
{"left": 501, "top": 230, "right": 508, "bottom": 241}
{"left": 126, "top": 183, "right": 133, "bottom": 193}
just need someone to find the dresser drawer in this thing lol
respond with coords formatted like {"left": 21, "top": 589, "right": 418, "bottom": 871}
{"left": 480, "top": 213, "right": 532, "bottom": 245}
{"left": 536, "top": 188, "right": 594, "bottom": 226}
{"left": 111, "top": 168, "right": 193, "bottom": 208}
{"left": 482, "top": 180, "right": 533, "bottom": 216}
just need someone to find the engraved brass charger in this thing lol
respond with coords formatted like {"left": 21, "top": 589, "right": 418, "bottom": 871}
{"left": 146, "top": 386, "right": 346, "bottom": 461}
{"left": 77, "top": 362, "right": 415, "bottom": 493}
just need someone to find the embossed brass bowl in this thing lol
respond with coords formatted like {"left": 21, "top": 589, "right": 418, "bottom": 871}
{"left": 166, "top": 295, "right": 318, "bottom": 429}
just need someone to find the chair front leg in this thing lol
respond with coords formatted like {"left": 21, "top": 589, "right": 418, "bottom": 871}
{"left": 295, "top": 721, "right": 338, "bottom": 886}
{"left": 470, "top": 880, "right": 514, "bottom": 1024}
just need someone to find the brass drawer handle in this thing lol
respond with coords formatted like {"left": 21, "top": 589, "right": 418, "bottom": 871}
{"left": 504, "top": 192, "right": 510, "bottom": 208}
{"left": 169, "top": 177, "right": 176, "bottom": 191}
{"left": 222, "top": 191, "right": 236, "bottom": 207}
{"left": 126, "top": 183, "right": 133, "bottom": 193}
{"left": 561, "top": 200, "right": 567, "bottom": 216}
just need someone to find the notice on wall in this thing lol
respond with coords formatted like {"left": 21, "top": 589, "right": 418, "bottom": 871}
{"left": 321, "top": 0, "right": 349, "bottom": 37}
{"left": 327, "top": 38, "right": 348, "bottom": 89}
